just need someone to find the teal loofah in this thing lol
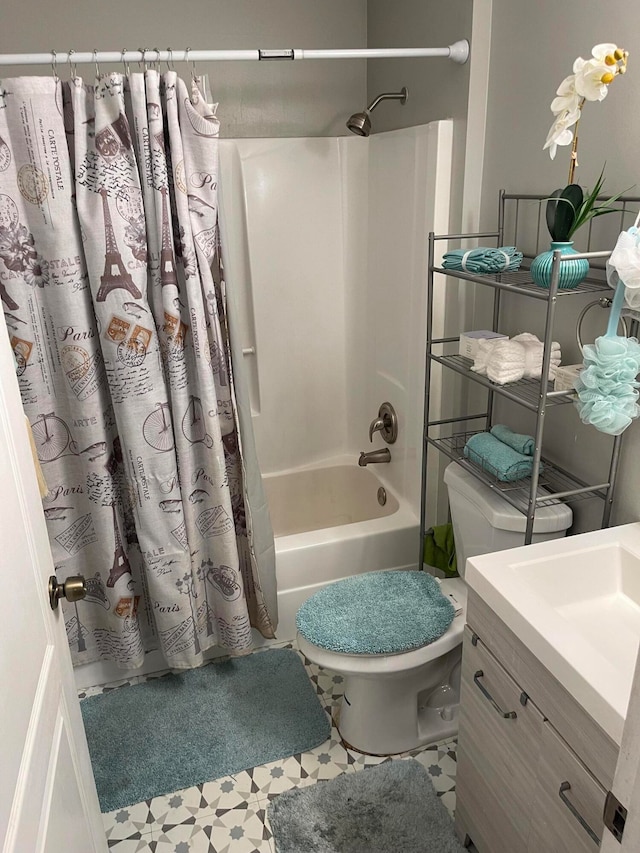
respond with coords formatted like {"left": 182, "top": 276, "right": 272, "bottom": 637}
{"left": 296, "top": 571, "right": 455, "bottom": 655}
{"left": 575, "top": 268, "right": 640, "bottom": 435}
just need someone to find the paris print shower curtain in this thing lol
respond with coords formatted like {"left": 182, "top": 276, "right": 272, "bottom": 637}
{"left": 0, "top": 71, "right": 277, "bottom": 668}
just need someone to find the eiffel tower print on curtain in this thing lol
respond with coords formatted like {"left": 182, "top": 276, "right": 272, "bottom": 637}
{"left": 107, "top": 501, "right": 131, "bottom": 588}
{"left": 96, "top": 187, "right": 142, "bottom": 302}
{"left": 159, "top": 186, "right": 178, "bottom": 287}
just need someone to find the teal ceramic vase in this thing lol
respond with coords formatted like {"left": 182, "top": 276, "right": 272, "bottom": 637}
{"left": 530, "top": 241, "right": 589, "bottom": 290}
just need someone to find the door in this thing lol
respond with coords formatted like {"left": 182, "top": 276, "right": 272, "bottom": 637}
{"left": 601, "top": 645, "right": 640, "bottom": 851}
{"left": 0, "top": 325, "right": 106, "bottom": 852}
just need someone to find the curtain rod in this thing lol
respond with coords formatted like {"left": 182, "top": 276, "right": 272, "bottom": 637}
{"left": 0, "top": 41, "right": 470, "bottom": 68}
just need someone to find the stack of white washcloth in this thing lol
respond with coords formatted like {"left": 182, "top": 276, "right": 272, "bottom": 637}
{"left": 472, "top": 333, "right": 561, "bottom": 385}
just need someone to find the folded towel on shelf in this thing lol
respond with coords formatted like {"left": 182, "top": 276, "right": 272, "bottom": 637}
{"left": 442, "top": 246, "right": 523, "bottom": 274}
{"left": 463, "top": 432, "right": 536, "bottom": 482}
{"left": 471, "top": 338, "right": 502, "bottom": 376}
{"left": 486, "top": 339, "right": 526, "bottom": 384}
{"left": 512, "top": 333, "right": 561, "bottom": 379}
{"left": 490, "top": 424, "right": 535, "bottom": 456}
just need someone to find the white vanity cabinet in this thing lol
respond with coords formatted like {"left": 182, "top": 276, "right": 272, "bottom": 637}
{"left": 455, "top": 589, "right": 618, "bottom": 853}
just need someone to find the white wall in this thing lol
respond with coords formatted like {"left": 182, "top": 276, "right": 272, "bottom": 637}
{"left": 219, "top": 121, "right": 453, "bottom": 519}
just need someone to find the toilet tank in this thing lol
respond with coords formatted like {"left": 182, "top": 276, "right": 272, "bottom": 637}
{"left": 443, "top": 462, "right": 573, "bottom": 578}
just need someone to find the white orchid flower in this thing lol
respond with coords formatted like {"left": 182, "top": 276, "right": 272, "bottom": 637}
{"left": 551, "top": 74, "right": 581, "bottom": 114}
{"left": 573, "top": 57, "right": 611, "bottom": 100}
{"left": 543, "top": 106, "right": 581, "bottom": 159}
{"left": 592, "top": 43, "right": 619, "bottom": 61}
{"left": 543, "top": 43, "right": 628, "bottom": 167}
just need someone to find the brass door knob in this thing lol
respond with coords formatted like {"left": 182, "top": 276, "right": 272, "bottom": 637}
{"left": 48, "top": 575, "right": 87, "bottom": 610}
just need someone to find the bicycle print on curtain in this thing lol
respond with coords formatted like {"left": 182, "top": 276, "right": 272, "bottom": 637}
{"left": 0, "top": 71, "right": 277, "bottom": 668}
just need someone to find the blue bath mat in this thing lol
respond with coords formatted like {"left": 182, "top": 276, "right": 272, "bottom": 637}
{"left": 81, "top": 649, "right": 330, "bottom": 812}
{"left": 296, "top": 571, "right": 455, "bottom": 654}
{"left": 269, "top": 758, "right": 465, "bottom": 852}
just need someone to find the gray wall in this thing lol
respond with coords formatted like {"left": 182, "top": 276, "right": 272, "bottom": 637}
{"left": 367, "top": 0, "right": 473, "bottom": 232}
{"left": 367, "top": 0, "right": 472, "bottom": 134}
{"left": 0, "top": 0, "right": 367, "bottom": 138}
{"left": 480, "top": 1, "right": 640, "bottom": 529}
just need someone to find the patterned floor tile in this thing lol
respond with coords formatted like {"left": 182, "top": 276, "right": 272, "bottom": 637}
{"left": 151, "top": 805, "right": 272, "bottom": 852}
{"left": 440, "top": 789, "right": 457, "bottom": 819}
{"left": 80, "top": 676, "right": 141, "bottom": 700}
{"left": 250, "top": 730, "right": 356, "bottom": 801}
{"left": 103, "top": 800, "right": 156, "bottom": 841}
{"left": 96, "top": 641, "right": 458, "bottom": 850}
{"left": 104, "top": 835, "right": 153, "bottom": 851}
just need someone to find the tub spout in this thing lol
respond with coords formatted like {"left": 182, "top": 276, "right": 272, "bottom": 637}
{"left": 358, "top": 448, "right": 391, "bottom": 466}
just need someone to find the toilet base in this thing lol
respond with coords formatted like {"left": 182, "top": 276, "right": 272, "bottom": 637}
{"left": 336, "top": 645, "right": 461, "bottom": 755}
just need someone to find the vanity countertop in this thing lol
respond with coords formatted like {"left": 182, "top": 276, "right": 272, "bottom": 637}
{"left": 465, "top": 522, "right": 640, "bottom": 744}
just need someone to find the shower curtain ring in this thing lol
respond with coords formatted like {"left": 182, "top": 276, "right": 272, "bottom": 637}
{"left": 93, "top": 49, "right": 101, "bottom": 79}
{"left": 51, "top": 50, "right": 58, "bottom": 82}
{"left": 152, "top": 47, "right": 161, "bottom": 70}
{"left": 68, "top": 48, "right": 77, "bottom": 78}
{"left": 166, "top": 47, "right": 175, "bottom": 71}
{"left": 121, "top": 48, "right": 131, "bottom": 77}
{"left": 185, "top": 46, "right": 197, "bottom": 80}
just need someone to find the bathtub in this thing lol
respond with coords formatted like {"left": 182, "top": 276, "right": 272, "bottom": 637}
{"left": 260, "top": 463, "right": 420, "bottom": 642}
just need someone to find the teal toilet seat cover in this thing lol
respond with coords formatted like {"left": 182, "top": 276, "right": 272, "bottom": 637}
{"left": 296, "top": 571, "right": 455, "bottom": 655}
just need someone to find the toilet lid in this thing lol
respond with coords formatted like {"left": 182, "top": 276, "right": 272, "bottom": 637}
{"left": 296, "top": 571, "right": 455, "bottom": 655}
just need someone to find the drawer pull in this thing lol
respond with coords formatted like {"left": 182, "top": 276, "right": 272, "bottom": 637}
{"left": 473, "top": 670, "right": 517, "bottom": 719}
{"left": 558, "top": 782, "right": 601, "bottom": 846}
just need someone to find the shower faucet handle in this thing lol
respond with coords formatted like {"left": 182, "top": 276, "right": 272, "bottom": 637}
{"left": 369, "top": 416, "right": 385, "bottom": 442}
{"left": 368, "top": 402, "right": 398, "bottom": 444}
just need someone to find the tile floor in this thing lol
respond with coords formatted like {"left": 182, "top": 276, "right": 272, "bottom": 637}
{"left": 81, "top": 641, "right": 458, "bottom": 852}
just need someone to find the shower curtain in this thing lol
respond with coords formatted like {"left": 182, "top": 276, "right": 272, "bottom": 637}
{"left": 0, "top": 71, "right": 277, "bottom": 668}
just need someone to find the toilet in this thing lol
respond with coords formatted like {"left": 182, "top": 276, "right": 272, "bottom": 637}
{"left": 296, "top": 461, "right": 573, "bottom": 755}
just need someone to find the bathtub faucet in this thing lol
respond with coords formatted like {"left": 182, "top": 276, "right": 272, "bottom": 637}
{"left": 358, "top": 448, "right": 391, "bottom": 466}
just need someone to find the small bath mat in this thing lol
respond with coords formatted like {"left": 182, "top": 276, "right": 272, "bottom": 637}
{"left": 268, "top": 758, "right": 465, "bottom": 853}
{"left": 296, "top": 570, "right": 455, "bottom": 654}
{"left": 81, "top": 648, "right": 330, "bottom": 813}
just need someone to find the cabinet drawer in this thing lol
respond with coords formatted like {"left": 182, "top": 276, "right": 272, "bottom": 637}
{"left": 455, "top": 626, "right": 544, "bottom": 853}
{"left": 529, "top": 721, "right": 607, "bottom": 853}
{"left": 466, "top": 589, "right": 617, "bottom": 788}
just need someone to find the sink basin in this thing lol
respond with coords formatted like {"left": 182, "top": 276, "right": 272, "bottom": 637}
{"left": 465, "top": 522, "right": 640, "bottom": 744}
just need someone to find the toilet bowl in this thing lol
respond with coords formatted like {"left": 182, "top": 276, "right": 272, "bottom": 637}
{"left": 297, "top": 462, "right": 573, "bottom": 755}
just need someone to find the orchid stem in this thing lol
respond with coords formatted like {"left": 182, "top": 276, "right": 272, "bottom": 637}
{"left": 567, "top": 98, "right": 585, "bottom": 185}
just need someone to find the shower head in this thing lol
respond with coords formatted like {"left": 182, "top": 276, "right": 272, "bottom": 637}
{"left": 346, "top": 87, "right": 408, "bottom": 137}
{"left": 346, "top": 110, "right": 372, "bottom": 137}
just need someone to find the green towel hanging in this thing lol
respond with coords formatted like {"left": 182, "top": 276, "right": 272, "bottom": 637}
{"left": 423, "top": 523, "right": 458, "bottom": 577}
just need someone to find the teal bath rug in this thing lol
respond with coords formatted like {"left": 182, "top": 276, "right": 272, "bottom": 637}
{"left": 81, "top": 648, "right": 330, "bottom": 812}
{"left": 269, "top": 759, "right": 465, "bottom": 853}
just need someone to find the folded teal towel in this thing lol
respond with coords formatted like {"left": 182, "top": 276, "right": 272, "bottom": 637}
{"left": 490, "top": 424, "right": 535, "bottom": 456}
{"left": 442, "top": 246, "right": 523, "bottom": 274}
{"left": 464, "top": 432, "right": 535, "bottom": 482}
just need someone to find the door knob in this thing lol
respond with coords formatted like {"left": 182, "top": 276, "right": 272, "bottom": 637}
{"left": 48, "top": 575, "right": 87, "bottom": 610}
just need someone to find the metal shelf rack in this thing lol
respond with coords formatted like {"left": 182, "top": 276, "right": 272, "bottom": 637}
{"left": 419, "top": 190, "right": 640, "bottom": 558}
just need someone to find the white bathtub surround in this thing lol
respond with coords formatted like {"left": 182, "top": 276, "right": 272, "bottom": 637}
{"left": 218, "top": 121, "right": 454, "bottom": 514}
